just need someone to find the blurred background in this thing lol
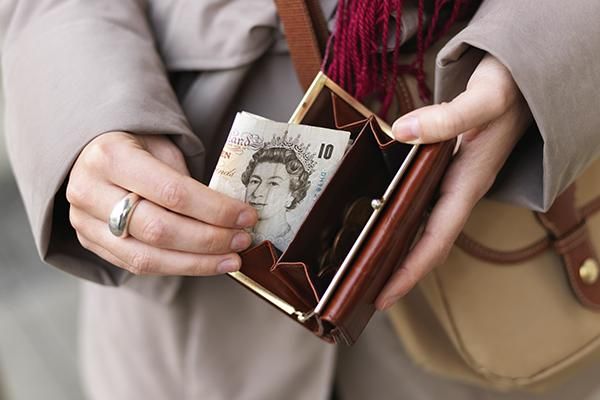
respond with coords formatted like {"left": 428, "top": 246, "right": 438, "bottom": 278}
{"left": 0, "top": 78, "right": 84, "bottom": 398}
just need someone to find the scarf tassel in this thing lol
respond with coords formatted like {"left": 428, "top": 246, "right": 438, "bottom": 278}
{"left": 324, "top": 0, "right": 469, "bottom": 118}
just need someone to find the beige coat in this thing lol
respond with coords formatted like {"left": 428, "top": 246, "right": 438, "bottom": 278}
{"left": 2, "top": 1, "right": 600, "bottom": 399}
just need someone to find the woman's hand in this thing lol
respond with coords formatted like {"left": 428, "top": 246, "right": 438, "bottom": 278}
{"left": 376, "top": 54, "right": 533, "bottom": 309}
{"left": 66, "top": 132, "right": 257, "bottom": 276}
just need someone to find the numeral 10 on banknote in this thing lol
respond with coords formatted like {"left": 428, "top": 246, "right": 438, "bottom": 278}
{"left": 318, "top": 143, "right": 335, "bottom": 159}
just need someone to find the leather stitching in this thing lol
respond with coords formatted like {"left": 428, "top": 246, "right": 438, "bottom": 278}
{"left": 553, "top": 223, "right": 588, "bottom": 255}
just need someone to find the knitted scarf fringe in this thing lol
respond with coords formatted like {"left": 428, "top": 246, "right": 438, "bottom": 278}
{"left": 324, "top": 0, "right": 470, "bottom": 118}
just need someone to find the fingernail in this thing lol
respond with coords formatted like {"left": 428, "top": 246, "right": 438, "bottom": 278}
{"left": 217, "top": 258, "right": 240, "bottom": 274}
{"left": 231, "top": 232, "right": 251, "bottom": 252}
{"left": 392, "top": 116, "right": 421, "bottom": 143}
{"left": 236, "top": 210, "right": 256, "bottom": 228}
{"left": 378, "top": 297, "right": 399, "bottom": 310}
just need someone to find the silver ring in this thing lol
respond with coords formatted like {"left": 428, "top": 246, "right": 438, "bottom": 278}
{"left": 108, "top": 193, "right": 141, "bottom": 238}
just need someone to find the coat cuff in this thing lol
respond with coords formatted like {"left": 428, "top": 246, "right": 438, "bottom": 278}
{"left": 2, "top": 9, "right": 202, "bottom": 294}
{"left": 434, "top": 0, "right": 600, "bottom": 211}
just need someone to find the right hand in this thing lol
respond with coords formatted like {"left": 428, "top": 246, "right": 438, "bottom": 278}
{"left": 66, "top": 131, "right": 257, "bottom": 276}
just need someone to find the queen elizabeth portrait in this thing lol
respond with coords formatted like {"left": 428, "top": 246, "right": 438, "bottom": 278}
{"left": 241, "top": 139, "right": 313, "bottom": 251}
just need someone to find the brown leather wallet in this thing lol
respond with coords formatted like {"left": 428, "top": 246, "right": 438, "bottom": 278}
{"left": 227, "top": 72, "right": 454, "bottom": 345}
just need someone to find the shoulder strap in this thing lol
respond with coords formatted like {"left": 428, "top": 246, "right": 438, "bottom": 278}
{"left": 274, "top": 0, "right": 329, "bottom": 90}
{"left": 456, "top": 185, "right": 600, "bottom": 308}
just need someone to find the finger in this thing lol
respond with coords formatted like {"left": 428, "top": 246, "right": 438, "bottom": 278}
{"left": 97, "top": 144, "right": 256, "bottom": 228}
{"left": 75, "top": 229, "right": 140, "bottom": 273}
{"left": 375, "top": 184, "right": 475, "bottom": 310}
{"left": 68, "top": 181, "right": 252, "bottom": 254}
{"left": 69, "top": 207, "right": 243, "bottom": 276}
{"left": 141, "top": 135, "right": 191, "bottom": 176}
{"left": 128, "top": 200, "right": 253, "bottom": 254}
{"left": 375, "top": 103, "right": 530, "bottom": 309}
{"left": 392, "top": 56, "right": 519, "bottom": 144}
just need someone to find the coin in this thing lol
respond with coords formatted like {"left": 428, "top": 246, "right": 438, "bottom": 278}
{"left": 318, "top": 248, "right": 332, "bottom": 271}
{"left": 317, "top": 248, "right": 340, "bottom": 281}
{"left": 319, "top": 226, "right": 337, "bottom": 252}
{"left": 317, "top": 263, "right": 338, "bottom": 282}
{"left": 330, "top": 225, "right": 363, "bottom": 267}
{"left": 343, "top": 197, "right": 373, "bottom": 228}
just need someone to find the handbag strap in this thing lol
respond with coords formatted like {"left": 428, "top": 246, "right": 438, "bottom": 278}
{"left": 455, "top": 192, "right": 600, "bottom": 263}
{"left": 274, "top": 0, "right": 329, "bottom": 91}
{"left": 456, "top": 186, "right": 600, "bottom": 308}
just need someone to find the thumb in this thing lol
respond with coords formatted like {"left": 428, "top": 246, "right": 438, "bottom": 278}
{"left": 392, "top": 59, "right": 515, "bottom": 144}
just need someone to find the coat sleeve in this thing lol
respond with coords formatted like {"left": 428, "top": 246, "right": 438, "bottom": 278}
{"left": 0, "top": 1, "right": 204, "bottom": 293}
{"left": 434, "top": 0, "right": 600, "bottom": 211}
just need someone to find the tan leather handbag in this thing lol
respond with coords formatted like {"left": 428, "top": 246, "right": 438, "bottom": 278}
{"left": 389, "top": 160, "right": 600, "bottom": 391}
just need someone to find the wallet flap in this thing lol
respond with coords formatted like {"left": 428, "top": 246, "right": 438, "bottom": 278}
{"left": 370, "top": 118, "right": 395, "bottom": 148}
{"left": 331, "top": 92, "right": 370, "bottom": 129}
{"left": 271, "top": 262, "right": 321, "bottom": 305}
{"left": 240, "top": 242, "right": 313, "bottom": 312}
{"left": 369, "top": 118, "right": 412, "bottom": 174}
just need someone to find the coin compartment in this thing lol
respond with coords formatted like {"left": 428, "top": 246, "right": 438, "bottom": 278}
{"left": 236, "top": 74, "right": 415, "bottom": 325}
{"left": 277, "top": 118, "right": 391, "bottom": 273}
{"left": 240, "top": 124, "right": 412, "bottom": 315}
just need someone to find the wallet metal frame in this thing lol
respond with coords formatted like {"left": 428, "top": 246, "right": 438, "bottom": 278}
{"left": 229, "top": 72, "right": 420, "bottom": 323}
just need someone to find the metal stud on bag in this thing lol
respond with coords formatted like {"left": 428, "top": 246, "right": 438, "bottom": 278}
{"left": 579, "top": 258, "right": 600, "bottom": 285}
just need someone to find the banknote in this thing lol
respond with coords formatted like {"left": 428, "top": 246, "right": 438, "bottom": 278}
{"left": 209, "top": 112, "right": 351, "bottom": 252}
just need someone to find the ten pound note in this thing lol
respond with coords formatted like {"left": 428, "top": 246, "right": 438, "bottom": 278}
{"left": 209, "top": 112, "right": 350, "bottom": 252}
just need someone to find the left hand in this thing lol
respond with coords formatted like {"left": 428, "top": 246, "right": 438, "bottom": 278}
{"left": 375, "top": 54, "right": 533, "bottom": 310}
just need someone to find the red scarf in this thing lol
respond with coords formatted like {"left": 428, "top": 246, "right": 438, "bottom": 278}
{"left": 325, "top": 0, "right": 479, "bottom": 116}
